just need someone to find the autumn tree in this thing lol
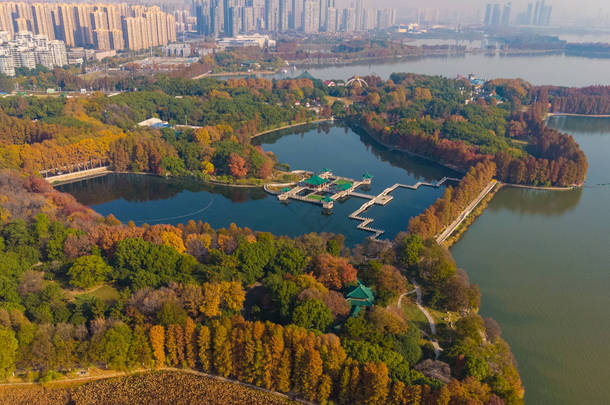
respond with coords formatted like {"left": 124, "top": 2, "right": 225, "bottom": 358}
{"left": 228, "top": 153, "right": 248, "bottom": 178}
{"left": 313, "top": 253, "right": 358, "bottom": 289}
{"left": 149, "top": 325, "right": 165, "bottom": 367}
{"left": 197, "top": 325, "right": 211, "bottom": 372}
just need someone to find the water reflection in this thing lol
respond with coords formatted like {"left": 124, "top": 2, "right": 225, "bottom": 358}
{"left": 58, "top": 174, "right": 267, "bottom": 206}
{"left": 547, "top": 116, "right": 610, "bottom": 134}
{"left": 489, "top": 187, "right": 582, "bottom": 216}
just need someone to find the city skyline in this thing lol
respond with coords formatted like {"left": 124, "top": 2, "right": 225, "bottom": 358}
{"left": 193, "top": 0, "right": 396, "bottom": 37}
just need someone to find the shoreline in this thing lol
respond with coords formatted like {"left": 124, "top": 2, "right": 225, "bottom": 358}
{"left": 547, "top": 112, "right": 610, "bottom": 118}
{"left": 251, "top": 118, "right": 334, "bottom": 139}
{"left": 442, "top": 183, "right": 502, "bottom": 248}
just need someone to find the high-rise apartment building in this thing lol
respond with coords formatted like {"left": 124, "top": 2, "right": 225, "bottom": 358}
{"left": 0, "top": 2, "right": 176, "bottom": 51}
{"left": 194, "top": 0, "right": 396, "bottom": 37}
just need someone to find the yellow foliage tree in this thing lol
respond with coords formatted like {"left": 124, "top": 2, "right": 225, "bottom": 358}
{"left": 149, "top": 325, "right": 165, "bottom": 368}
{"left": 160, "top": 231, "right": 186, "bottom": 253}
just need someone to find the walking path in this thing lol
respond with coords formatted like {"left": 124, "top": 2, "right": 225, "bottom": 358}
{"left": 435, "top": 179, "right": 497, "bottom": 244}
{"left": 398, "top": 279, "right": 443, "bottom": 360}
{"left": 349, "top": 176, "right": 460, "bottom": 240}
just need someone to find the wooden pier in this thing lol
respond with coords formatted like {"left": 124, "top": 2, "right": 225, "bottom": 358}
{"left": 264, "top": 170, "right": 461, "bottom": 241}
{"left": 347, "top": 176, "right": 460, "bottom": 240}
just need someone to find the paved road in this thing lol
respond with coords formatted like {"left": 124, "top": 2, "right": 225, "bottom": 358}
{"left": 436, "top": 180, "right": 497, "bottom": 244}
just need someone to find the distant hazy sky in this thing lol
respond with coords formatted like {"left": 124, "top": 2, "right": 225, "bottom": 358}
{"left": 343, "top": 0, "right": 610, "bottom": 21}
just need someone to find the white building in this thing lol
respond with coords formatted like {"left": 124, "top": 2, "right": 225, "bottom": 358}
{"left": 0, "top": 54, "right": 14, "bottom": 76}
{"left": 0, "top": 31, "right": 69, "bottom": 75}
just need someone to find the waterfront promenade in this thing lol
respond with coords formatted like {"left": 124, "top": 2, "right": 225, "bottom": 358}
{"left": 435, "top": 179, "right": 497, "bottom": 244}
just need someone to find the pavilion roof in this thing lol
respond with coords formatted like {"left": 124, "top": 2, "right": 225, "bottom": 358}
{"left": 304, "top": 174, "right": 328, "bottom": 186}
{"left": 345, "top": 280, "right": 375, "bottom": 304}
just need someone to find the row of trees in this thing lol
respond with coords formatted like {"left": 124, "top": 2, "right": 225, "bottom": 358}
{"left": 407, "top": 161, "right": 496, "bottom": 240}
{"left": 544, "top": 85, "right": 610, "bottom": 115}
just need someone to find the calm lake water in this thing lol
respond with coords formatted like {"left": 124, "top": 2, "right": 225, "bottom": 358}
{"left": 278, "top": 53, "right": 610, "bottom": 86}
{"left": 58, "top": 124, "right": 458, "bottom": 246}
{"left": 452, "top": 116, "right": 610, "bottom": 405}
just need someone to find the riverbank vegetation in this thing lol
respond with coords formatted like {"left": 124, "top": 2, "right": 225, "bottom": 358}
{"left": 541, "top": 85, "right": 610, "bottom": 115}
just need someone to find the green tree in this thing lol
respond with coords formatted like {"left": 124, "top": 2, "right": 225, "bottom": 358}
{"left": 399, "top": 234, "right": 423, "bottom": 270}
{"left": 67, "top": 255, "right": 111, "bottom": 289}
{"left": 0, "top": 326, "right": 18, "bottom": 379}
{"left": 292, "top": 299, "right": 332, "bottom": 331}
{"left": 102, "top": 323, "right": 132, "bottom": 370}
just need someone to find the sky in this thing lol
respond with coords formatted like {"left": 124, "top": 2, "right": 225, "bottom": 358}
{"left": 344, "top": 0, "right": 610, "bottom": 22}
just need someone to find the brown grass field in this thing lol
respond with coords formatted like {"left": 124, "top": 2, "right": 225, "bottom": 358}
{"left": 0, "top": 371, "right": 295, "bottom": 405}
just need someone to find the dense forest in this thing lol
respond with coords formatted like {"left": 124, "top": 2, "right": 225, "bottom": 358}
{"left": 541, "top": 85, "right": 610, "bottom": 115}
{"left": 0, "top": 170, "right": 523, "bottom": 404}
{"left": 0, "top": 77, "right": 328, "bottom": 184}
{"left": 351, "top": 74, "right": 587, "bottom": 187}
{"left": 0, "top": 73, "right": 588, "bottom": 187}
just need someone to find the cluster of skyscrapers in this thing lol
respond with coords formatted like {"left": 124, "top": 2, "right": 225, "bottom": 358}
{"left": 484, "top": 1, "right": 552, "bottom": 26}
{"left": 0, "top": 30, "right": 67, "bottom": 76}
{"left": 0, "top": 2, "right": 176, "bottom": 52}
{"left": 194, "top": 0, "right": 396, "bottom": 37}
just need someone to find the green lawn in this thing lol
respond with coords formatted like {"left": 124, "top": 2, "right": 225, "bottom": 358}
{"left": 75, "top": 285, "right": 120, "bottom": 303}
{"left": 307, "top": 194, "right": 324, "bottom": 201}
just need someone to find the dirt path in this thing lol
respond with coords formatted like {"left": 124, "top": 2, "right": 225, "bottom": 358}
{"left": 409, "top": 280, "right": 443, "bottom": 360}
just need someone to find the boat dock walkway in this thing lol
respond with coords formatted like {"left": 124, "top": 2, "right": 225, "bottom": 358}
{"left": 348, "top": 177, "right": 460, "bottom": 240}
{"left": 265, "top": 169, "right": 462, "bottom": 241}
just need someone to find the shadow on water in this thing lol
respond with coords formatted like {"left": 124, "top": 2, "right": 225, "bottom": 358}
{"left": 489, "top": 187, "right": 583, "bottom": 217}
{"left": 57, "top": 173, "right": 267, "bottom": 206}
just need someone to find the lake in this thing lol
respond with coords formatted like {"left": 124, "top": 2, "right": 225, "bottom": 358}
{"left": 451, "top": 116, "right": 610, "bottom": 405}
{"left": 275, "top": 53, "right": 610, "bottom": 87}
{"left": 58, "top": 124, "right": 459, "bottom": 246}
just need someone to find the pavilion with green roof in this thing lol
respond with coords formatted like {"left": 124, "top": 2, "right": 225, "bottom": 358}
{"left": 345, "top": 280, "right": 375, "bottom": 317}
{"left": 363, "top": 173, "right": 373, "bottom": 179}
{"left": 303, "top": 174, "right": 328, "bottom": 188}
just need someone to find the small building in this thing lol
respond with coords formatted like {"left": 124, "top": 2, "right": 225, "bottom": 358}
{"left": 303, "top": 174, "right": 328, "bottom": 189}
{"left": 345, "top": 280, "right": 375, "bottom": 317}
{"left": 138, "top": 117, "right": 169, "bottom": 128}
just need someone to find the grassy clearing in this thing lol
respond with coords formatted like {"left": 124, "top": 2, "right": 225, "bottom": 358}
{"left": 307, "top": 194, "right": 324, "bottom": 201}
{"left": 324, "top": 96, "right": 353, "bottom": 106}
{"left": 65, "top": 284, "right": 120, "bottom": 303}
